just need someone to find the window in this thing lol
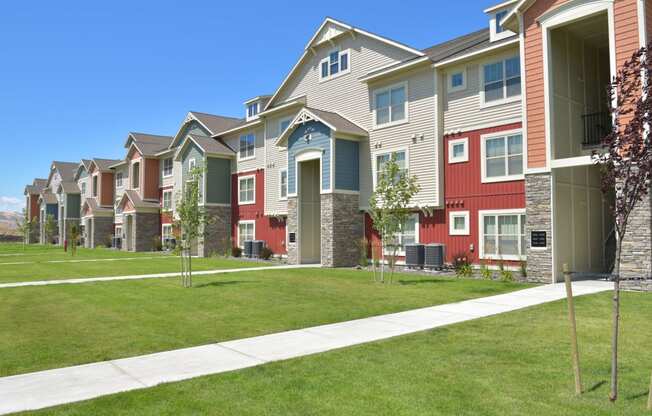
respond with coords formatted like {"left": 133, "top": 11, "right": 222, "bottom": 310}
{"left": 482, "top": 132, "right": 523, "bottom": 182}
{"left": 374, "top": 82, "right": 407, "bottom": 127}
{"left": 239, "top": 133, "right": 255, "bottom": 160}
{"left": 279, "top": 169, "right": 288, "bottom": 200}
{"left": 131, "top": 162, "right": 140, "bottom": 189}
{"left": 115, "top": 226, "right": 122, "bottom": 238}
{"left": 385, "top": 214, "right": 419, "bottom": 255}
{"left": 81, "top": 182, "right": 87, "bottom": 196}
{"left": 279, "top": 118, "right": 292, "bottom": 136}
{"left": 238, "top": 221, "right": 255, "bottom": 248}
{"left": 161, "top": 224, "right": 173, "bottom": 245}
{"left": 448, "top": 138, "right": 469, "bottom": 164}
{"left": 247, "top": 102, "right": 259, "bottom": 119}
{"left": 162, "top": 190, "right": 172, "bottom": 210}
{"left": 375, "top": 150, "right": 407, "bottom": 185}
{"left": 92, "top": 175, "right": 98, "bottom": 197}
{"left": 238, "top": 175, "right": 255, "bottom": 205}
{"left": 188, "top": 158, "right": 196, "bottom": 171}
{"left": 482, "top": 56, "right": 521, "bottom": 104}
{"left": 116, "top": 172, "right": 123, "bottom": 188}
{"left": 495, "top": 10, "right": 508, "bottom": 33}
{"left": 449, "top": 69, "right": 466, "bottom": 92}
{"left": 319, "top": 49, "right": 350, "bottom": 81}
{"left": 449, "top": 211, "right": 470, "bottom": 236}
{"left": 162, "top": 158, "right": 173, "bottom": 177}
{"left": 480, "top": 211, "right": 526, "bottom": 260}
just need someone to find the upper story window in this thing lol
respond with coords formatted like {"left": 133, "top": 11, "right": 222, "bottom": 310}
{"left": 320, "top": 49, "right": 350, "bottom": 81}
{"left": 92, "top": 175, "right": 98, "bottom": 197}
{"left": 131, "top": 162, "right": 140, "bottom": 189}
{"left": 375, "top": 150, "right": 407, "bottom": 186}
{"left": 482, "top": 56, "right": 521, "bottom": 105}
{"left": 481, "top": 131, "right": 523, "bottom": 183}
{"left": 374, "top": 82, "right": 408, "bottom": 128}
{"left": 495, "top": 10, "right": 508, "bottom": 33}
{"left": 490, "top": 8, "right": 515, "bottom": 41}
{"left": 116, "top": 172, "right": 123, "bottom": 188}
{"left": 239, "top": 133, "right": 256, "bottom": 160}
{"left": 247, "top": 102, "right": 259, "bottom": 120}
{"left": 279, "top": 118, "right": 292, "bottom": 136}
{"left": 279, "top": 169, "right": 288, "bottom": 200}
{"left": 188, "top": 158, "right": 196, "bottom": 171}
{"left": 449, "top": 69, "right": 466, "bottom": 92}
{"left": 162, "top": 190, "right": 172, "bottom": 210}
{"left": 238, "top": 175, "right": 255, "bottom": 205}
{"left": 81, "top": 182, "right": 87, "bottom": 196}
{"left": 162, "top": 158, "right": 173, "bottom": 177}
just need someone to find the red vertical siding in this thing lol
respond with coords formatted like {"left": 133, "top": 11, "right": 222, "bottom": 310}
{"left": 29, "top": 195, "right": 39, "bottom": 221}
{"left": 100, "top": 172, "right": 114, "bottom": 206}
{"left": 365, "top": 123, "right": 525, "bottom": 265}
{"left": 144, "top": 158, "right": 159, "bottom": 200}
{"left": 231, "top": 169, "right": 287, "bottom": 254}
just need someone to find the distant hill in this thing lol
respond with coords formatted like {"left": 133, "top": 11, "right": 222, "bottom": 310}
{"left": 0, "top": 211, "right": 21, "bottom": 236}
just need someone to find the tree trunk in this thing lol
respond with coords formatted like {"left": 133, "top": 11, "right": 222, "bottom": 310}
{"left": 188, "top": 245, "right": 193, "bottom": 288}
{"left": 380, "top": 236, "right": 385, "bottom": 284}
{"left": 609, "top": 236, "right": 622, "bottom": 402}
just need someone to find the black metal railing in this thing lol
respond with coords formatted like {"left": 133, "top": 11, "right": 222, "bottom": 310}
{"left": 582, "top": 112, "right": 612, "bottom": 146}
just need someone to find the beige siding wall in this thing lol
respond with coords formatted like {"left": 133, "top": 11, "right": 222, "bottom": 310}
{"left": 113, "top": 164, "right": 128, "bottom": 225}
{"left": 365, "top": 66, "right": 439, "bottom": 208}
{"left": 264, "top": 110, "right": 297, "bottom": 215}
{"left": 224, "top": 125, "right": 265, "bottom": 174}
{"left": 442, "top": 47, "right": 522, "bottom": 132}
{"left": 160, "top": 156, "right": 175, "bottom": 188}
{"left": 77, "top": 174, "right": 92, "bottom": 213}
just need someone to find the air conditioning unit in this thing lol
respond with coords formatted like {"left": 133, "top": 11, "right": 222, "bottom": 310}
{"left": 424, "top": 244, "right": 445, "bottom": 270}
{"left": 244, "top": 240, "right": 254, "bottom": 258}
{"left": 405, "top": 244, "right": 425, "bottom": 269}
{"left": 252, "top": 240, "right": 265, "bottom": 258}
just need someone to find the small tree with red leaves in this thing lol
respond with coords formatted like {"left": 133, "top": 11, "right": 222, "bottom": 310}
{"left": 594, "top": 45, "right": 652, "bottom": 403}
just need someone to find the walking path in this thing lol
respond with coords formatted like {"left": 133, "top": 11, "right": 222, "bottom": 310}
{"left": 0, "top": 264, "right": 319, "bottom": 289}
{"left": 0, "top": 280, "right": 611, "bottom": 414}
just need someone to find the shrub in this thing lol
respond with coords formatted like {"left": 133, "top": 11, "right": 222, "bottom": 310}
{"left": 500, "top": 269, "right": 514, "bottom": 282}
{"left": 456, "top": 263, "right": 473, "bottom": 278}
{"left": 356, "top": 238, "right": 369, "bottom": 267}
{"left": 519, "top": 260, "right": 527, "bottom": 279}
{"left": 480, "top": 262, "right": 493, "bottom": 280}
{"left": 151, "top": 236, "right": 162, "bottom": 252}
{"left": 231, "top": 246, "right": 242, "bottom": 258}
{"left": 259, "top": 246, "right": 273, "bottom": 260}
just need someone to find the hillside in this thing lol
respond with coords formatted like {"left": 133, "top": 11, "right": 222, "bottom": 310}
{"left": 0, "top": 211, "right": 21, "bottom": 236}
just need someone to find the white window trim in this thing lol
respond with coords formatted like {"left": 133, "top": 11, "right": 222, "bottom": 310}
{"left": 278, "top": 117, "right": 292, "bottom": 137}
{"left": 237, "top": 220, "right": 256, "bottom": 248}
{"left": 238, "top": 174, "right": 256, "bottom": 205}
{"left": 480, "top": 129, "right": 524, "bottom": 183}
{"left": 448, "top": 137, "right": 469, "bottom": 164}
{"left": 490, "top": 10, "right": 515, "bottom": 42}
{"left": 479, "top": 54, "right": 521, "bottom": 108}
{"left": 162, "top": 190, "right": 173, "bottom": 210}
{"left": 115, "top": 172, "right": 124, "bottom": 188}
{"left": 383, "top": 213, "right": 419, "bottom": 256}
{"left": 246, "top": 102, "right": 259, "bottom": 121}
{"left": 372, "top": 147, "right": 409, "bottom": 190}
{"left": 161, "top": 224, "right": 173, "bottom": 243}
{"left": 448, "top": 67, "right": 467, "bottom": 93}
{"left": 318, "top": 48, "right": 351, "bottom": 82}
{"left": 449, "top": 211, "right": 470, "bottom": 236}
{"left": 130, "top": 160, "right": 141, "bottom": 190}
{"left": 279, "top": 169, "right": 288, "bottom": 201}
{"left": 162, "top": 158, "right": 173, "bottom": 178}
{"left": 238, "top": 133, "right": 256, "bottom": 161}
{"left": 188, "top": 158, "right": 196, "bottom": 171}
{"left": 478, "top": 209, "right": 526, "bottom": 261}
{"left": 372, "top": 80, "right": 409, "bottom": 130}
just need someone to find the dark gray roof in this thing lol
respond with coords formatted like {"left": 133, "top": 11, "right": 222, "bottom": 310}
{"left": 83, "top": 197, "right": 112, "bottom": 213}
{"left": 39, "top": 191, "right": 57, "bottom": 205}
{"left": 52, "top": 161, "right": 80, "bottom": 182}
{"left": 190, "top": 112, "right": 244, "bottom": 136}
{"left": 188, "top": 134, "right": 235, "bottom": 156}
{"left": 58, "top": 182, "right": 80, "bottom": 194}
{"left": 92, "top": 158, "right": 122, "bottom": 172}
{"left": 129, "top": 133, "right": 173, "bottom": 156}
{"left": 26, "top": 178, "right": 47, "bottom": 195}
{"left": 306, "top": 107, "right": 367, "bottom": 137}
{"left": 122, "top": 189, "right": 160, "bottom": 210}
{"left": 33, "top": 178, "right": 47, "bottom": 188}
{"left": 422, "top": 28, "right": 517, "bottom": 63}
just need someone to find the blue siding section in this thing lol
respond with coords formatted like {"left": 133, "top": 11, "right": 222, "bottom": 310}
{"left": 46, "top": 204, "right": 58, "bottom": 219}
{"left": 335, "top": 139, "right": 359, "bottom": 191}
{"left": 287, "top": 121, "right": 331, "bottom": 194}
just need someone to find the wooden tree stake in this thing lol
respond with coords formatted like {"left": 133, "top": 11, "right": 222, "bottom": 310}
{"left": 564, "top": 263, "right": 582, "bottom": 396}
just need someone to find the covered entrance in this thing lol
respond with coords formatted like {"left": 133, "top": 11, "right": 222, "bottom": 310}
{"left": 298, "top": 156, "right": 321, "bottom": 264}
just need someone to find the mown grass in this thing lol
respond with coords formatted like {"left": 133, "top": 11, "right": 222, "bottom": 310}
{"left": 23, "top": 291, "right": 652, "bottom": 415}
{"left": 0, "top": 269, "right": 525, "bottom": 376}
{"left": 0, "top": 243, "right": 263, "bottom": 283}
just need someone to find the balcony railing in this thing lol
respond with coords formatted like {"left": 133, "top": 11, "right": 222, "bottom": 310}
{"left": 582, "top": 112, "right": 612, "bottom": 146}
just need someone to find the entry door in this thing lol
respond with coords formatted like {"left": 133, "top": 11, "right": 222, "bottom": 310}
{"left": 299, "top": 159, "right": 321, "bottom": 264}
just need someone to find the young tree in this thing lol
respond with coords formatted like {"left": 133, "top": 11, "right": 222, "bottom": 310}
{"left": 173, "top": 165, "right": 212, "bottom": 288}
{"left": 44, "top": 214, "right": 57, "bottom": 245}
{"left": 67, "top": 224, "right": 80, "bottom": 256}
{"left": 368, "top": 154, "right": 420, "bottom": 284}
{"left": 593, "top": 45, "right": 652, "bottom": 403}
{"left": 15, "top": 209, "right": 36, "bottom": 250}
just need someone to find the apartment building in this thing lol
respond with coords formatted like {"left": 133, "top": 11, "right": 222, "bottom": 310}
{"left": 23, "top": 178, "right": 47, "bottom": 243}
{"left": 23, "top": 0, "right": 652, "bottom": 284}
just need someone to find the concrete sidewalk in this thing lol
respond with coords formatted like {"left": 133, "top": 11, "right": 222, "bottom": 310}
{"left": 0, "top": 264, "right": 320, "bottom": 289}
{"left": 0, "top": 280, "right": 611, "bottom": 414}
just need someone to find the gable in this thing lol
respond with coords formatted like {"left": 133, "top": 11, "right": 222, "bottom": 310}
{"left": 312, "top": 21, "right": 348, "bottom": 47}
{"left": 118, "top": 194, "right": 135, "bottom": 213}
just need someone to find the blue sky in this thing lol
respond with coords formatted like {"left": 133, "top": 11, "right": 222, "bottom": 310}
{"left": 0, "top": 0, "right": 496, "bottom": 212}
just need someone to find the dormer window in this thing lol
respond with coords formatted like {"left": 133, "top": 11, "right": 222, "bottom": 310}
{"left": 247, "top": 102, "right": 259, "bottom": 120}
{"left": 320, "top": 49, "right": 350, "bottom": 81}
{"left": 489, "top": 7, "right": 515, "bottom": 41}
{"left": 495, "top": 10, "right": 508, "bottom": 33}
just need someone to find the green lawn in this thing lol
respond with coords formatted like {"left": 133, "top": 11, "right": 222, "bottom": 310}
{"left": 22, "top": 291, "right": 652, "bottom": 416}
{"left": 0, "top": 243, "right": 263, "bottom": 283}
{"left": 0, "top": 269, "right": 524, "bottom": 377}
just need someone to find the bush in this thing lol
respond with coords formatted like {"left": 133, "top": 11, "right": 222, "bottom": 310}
{"left": 480, "top": 262, "right": 493, "bottom": 280}
{"left": 259, "top": 246, "right": 273, "bottom": 260}
{"left": 356, "top": 238, "right": 369, "bottom": 267}
{"left": 452, "top": 252, "right": 472, "bottom": 278}
{"left": 519, "top": 261, "right": 527, "bottom": 279}
{"left": 231, "top": 246, "right": 242, "bottom": 257}
{"left": 151, "top": 236, "right": 163, "bottom": 252}
{"left": 500, "top": 269, "right": 514, "bottom": 282}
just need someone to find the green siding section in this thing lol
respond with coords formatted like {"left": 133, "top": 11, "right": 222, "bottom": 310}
{"left": 335, "top": 139, "right": 359, "bottom": 191}
{"left": 66, "top": 194, "right": 81, "bottom": 218}
{"left": 181, "top": 121, "right": 210, "bottom": 139}
{"left": 181, "top": 141, "right": 205, "bottom": 202}
{"left": 206, "top": 157, "right": 231, "bottom": 204}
